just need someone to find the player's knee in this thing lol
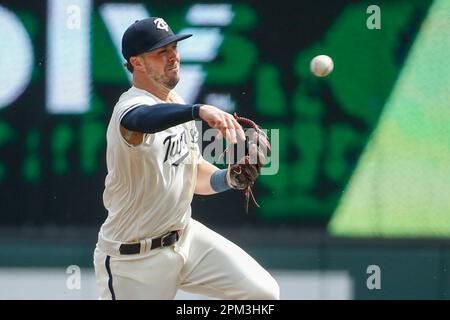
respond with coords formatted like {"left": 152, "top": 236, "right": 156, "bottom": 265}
{"left": 247, "top": 276, "right": 280, "bottom": 300}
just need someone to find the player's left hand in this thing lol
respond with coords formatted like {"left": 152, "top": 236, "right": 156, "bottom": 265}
{"left": 226, "top": 114, "right": 271, "bottom": 213}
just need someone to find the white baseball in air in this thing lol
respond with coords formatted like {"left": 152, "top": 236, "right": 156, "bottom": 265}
{"left": 310, "top": 55, "right": 334, "bottom": 77}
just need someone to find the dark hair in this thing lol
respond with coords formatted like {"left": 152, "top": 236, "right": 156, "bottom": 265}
{"left": 124, "top": 61, "right": 134, "bottom": 73}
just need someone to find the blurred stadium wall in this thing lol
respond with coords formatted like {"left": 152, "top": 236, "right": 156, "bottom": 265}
{"left": 0, "top": 0, "right": 449, "bottom": 299}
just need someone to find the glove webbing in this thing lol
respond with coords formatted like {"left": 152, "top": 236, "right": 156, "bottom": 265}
{"left": 232, "top": 113, "right": 270, "bottom": 214}
{"left": 233, "top": 113, "right": 271, "bottom": 166}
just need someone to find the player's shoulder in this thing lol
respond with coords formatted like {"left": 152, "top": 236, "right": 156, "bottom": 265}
{"left": 115, "top": 86, "right": 158, "bottom": 112}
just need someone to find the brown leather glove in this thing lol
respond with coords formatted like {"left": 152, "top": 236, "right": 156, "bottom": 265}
{"left": 228, "top": 113, "right": 271, "bottom": 213}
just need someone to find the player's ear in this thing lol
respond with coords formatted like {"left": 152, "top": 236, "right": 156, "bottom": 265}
{"left": 130, "top": 56, "right": 145, "bottom": 72}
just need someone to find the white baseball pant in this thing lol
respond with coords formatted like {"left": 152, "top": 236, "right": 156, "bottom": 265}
{"left": 94, "top": 218, "right": 279, "bottom": 299}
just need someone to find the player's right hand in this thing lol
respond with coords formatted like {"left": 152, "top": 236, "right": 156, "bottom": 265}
{"left": 198, "top": 105, "right": 246, "bottom": 144}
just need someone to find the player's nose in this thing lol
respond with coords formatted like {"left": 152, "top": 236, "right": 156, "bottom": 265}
{"left": 168, "top": 46, "right": 179, "bottom": 61}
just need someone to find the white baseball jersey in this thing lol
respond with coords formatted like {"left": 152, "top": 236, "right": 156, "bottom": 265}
{"left": 99, "top": 86, "right": 201, "bottom": 243}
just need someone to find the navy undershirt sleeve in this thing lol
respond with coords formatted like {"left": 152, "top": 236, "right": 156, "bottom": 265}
{"left": 121, "top": 103, "right": 201, "bottom": 134}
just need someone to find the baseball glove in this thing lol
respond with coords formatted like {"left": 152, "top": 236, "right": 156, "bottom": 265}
{"left": 227, "top": 113, "right": 271, "bottom": 213}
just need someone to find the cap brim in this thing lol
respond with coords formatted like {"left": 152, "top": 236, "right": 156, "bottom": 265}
{"left": 145, "top": 34, "right": 192, "bottom": 53}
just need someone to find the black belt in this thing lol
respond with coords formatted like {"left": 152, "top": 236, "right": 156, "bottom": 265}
{"left": 119, "top": 230, "right": 180, "bottom": 255}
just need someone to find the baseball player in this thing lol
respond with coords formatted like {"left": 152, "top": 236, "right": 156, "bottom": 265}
{"left": 93, "top": 17, "right": 279, "bottom": 300}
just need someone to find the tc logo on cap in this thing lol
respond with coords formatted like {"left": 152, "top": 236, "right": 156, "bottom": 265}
{"left": 154, "top": 18, "right": 169, "bottom": 32}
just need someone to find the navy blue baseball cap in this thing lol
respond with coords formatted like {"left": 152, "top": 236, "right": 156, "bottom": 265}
{"left": 121, "top": 17, "right": 192, "bottom": 61}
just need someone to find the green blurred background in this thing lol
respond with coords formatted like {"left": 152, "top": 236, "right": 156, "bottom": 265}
{"left": 1, "top": 0, "right": 449, "bottom": 299}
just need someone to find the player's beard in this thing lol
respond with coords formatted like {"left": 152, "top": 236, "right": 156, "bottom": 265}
{"left": 146, "top": 64, "right": 179, "bottom": 90}
{"left": 163, "top": 72, "right": 179, "bottom": 89}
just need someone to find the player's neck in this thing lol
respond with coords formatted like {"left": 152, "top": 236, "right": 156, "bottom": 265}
{"left": 133, "top": 76, "right": 172, "bottom": 102}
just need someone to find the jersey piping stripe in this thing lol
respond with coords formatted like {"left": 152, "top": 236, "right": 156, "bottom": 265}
{"left": 105, "top": 255, "right": 116, "bottom": 300}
